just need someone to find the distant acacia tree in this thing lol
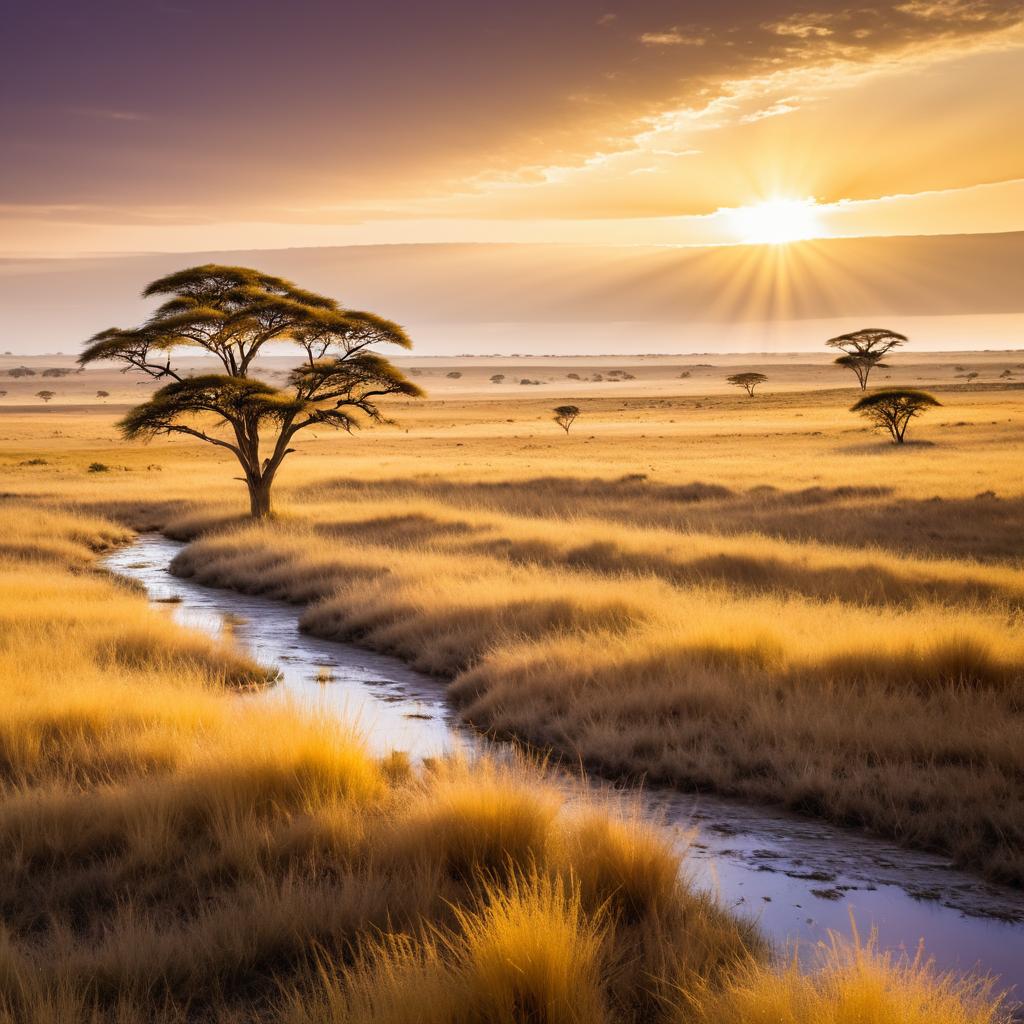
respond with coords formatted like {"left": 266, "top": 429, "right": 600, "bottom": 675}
{"left": 80, "top": 264, "right": 422, "bottom": 518}
{"left": 8, "top": 367, "right": 35, "bottom": 378}
{"left": 490, "top": 373, "right": 505, "bottom": 384}
{"left": 850, "top": 388, "right": 939, "bottom": 444}
{"left": 828, "top": 328, "right": 907, "bottom": 390}
{"left": 553, "top": 405, "right": 581, "bottom": 433}
{"left": 726, "top": 372, "right": 767, "bottom": 397}
{"left": 42, "top": 367, "right": 73, "bottom": 378}
{"left": 96, "top": 390, "right": 110, "bottom": 399}
{"left": 35, "top": 390, "right": 56, "bottom": 403}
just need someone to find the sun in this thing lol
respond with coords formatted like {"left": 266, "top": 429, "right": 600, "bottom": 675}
{"left": 726, "top": 197, "right": 823, "bottom": 245}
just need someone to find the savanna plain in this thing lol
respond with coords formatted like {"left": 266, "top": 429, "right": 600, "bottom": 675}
{"left": 0, "top": 350, "right": 1021, "bottom": 1023}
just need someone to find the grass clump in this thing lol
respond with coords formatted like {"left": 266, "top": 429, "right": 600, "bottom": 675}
{"left": 306, "top": 874, "right": 608, "bottom": 1024}
{"left": 692, "top": 928, "right": 1008, "bottom": 1024}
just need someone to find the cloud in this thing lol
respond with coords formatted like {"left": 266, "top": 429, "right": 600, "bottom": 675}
{"left": 896, "top": 0, "right": 1004, "bottom": 21}
{"left": 764, "top": 17, "right": 835, "bottom": 38}
{"left": 739, "top": 98, "right": 802, "bottom": 123}
{"left": 596, "top": 13, "right": 617, "bottom": 27}
{"left": 639, "top": 30, "right": 707, "bottom": 46}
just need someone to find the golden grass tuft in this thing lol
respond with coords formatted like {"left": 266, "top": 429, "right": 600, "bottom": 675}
{"left": 388, "top": 759, "right": 562, "bottom": 879}
{"left": 319, "top": 874, "right": 611, "bottom": 1024}
{"left": 692, "top": 927, "right": 1008, "bottom": 1024}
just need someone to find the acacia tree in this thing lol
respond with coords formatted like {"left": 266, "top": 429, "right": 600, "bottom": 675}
{"left": 80, "top": 265, "right": 422, "bottom": 518}
{"left": 35, "top": 390, "right": 56, "bottom": 403}
{"left": 827, "top": 328, "right": 907, "bottom": 390}
{"left": 850, "top": 388, "right": 940, "bottom": 444}
{"left": 553, "top": 405, "right": 580, "bottom": 433}
{"left": 726, "top": 372, "right": 767, "bottom": 397}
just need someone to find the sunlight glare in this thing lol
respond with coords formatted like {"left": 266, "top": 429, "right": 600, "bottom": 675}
{"left": 727, "top": 197, "right": 823, "bottom": 245}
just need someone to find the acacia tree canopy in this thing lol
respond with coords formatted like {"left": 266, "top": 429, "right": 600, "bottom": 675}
{"left": 80, "top": 264, "right": 423, "bottom": 517}
{"left": 726, "top": 372, "right": 767, "bottom": 396}
{"left": 827, "top": 328, "right": 907, "bottom": 390}
{"left": 834, "top": 352, "right": 889, "bottom": 390}
{"left": 850, "top": 388, "right": 940, "bottom": 444}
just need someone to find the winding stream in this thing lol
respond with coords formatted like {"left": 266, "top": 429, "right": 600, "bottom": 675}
{"left": 105, "top": 534, "right": 1024, "bottom": 1006}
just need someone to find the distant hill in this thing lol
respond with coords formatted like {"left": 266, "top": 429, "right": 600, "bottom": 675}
{"left": 2, "top": 232, "right": 1022, "bottom": 354}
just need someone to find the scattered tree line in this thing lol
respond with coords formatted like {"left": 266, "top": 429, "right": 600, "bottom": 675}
{"left": 80, "top": 279, "right": 955, "bottom": 520}
{"left": 715, "top": 327, "right": 938, "bottom": 442}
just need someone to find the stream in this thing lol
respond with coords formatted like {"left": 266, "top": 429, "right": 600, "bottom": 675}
{"left": 104, "top": 534, "right": 1024, "bottom": 1006}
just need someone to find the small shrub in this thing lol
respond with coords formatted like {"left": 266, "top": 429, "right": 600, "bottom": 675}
{"left": 88, "top": 462, "right": 110, "bottom": 473}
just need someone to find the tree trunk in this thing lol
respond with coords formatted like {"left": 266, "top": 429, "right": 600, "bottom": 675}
{"left": 248, "top": 477, "right": 273, "bottom": 518}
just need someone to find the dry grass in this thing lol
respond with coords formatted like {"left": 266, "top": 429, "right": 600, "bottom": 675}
{"left": 168, "top": 511, "right": 1024, "bottom": 883}
{"left": 2, "top": 360, "right": 1021, "bottom": 888}
{"left": 0, "top": 505, "right": 763, "bottom": 1023}
{"left": 0, "top": 367, "right": 1017, "bottom": 1020}
{"left": 691, "top": 926, "right": 1009, "bottom": 1024}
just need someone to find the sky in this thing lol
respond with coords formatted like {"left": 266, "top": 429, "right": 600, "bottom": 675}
{"left": 2, "top": 0, "right": 1023, "bottom": 257}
